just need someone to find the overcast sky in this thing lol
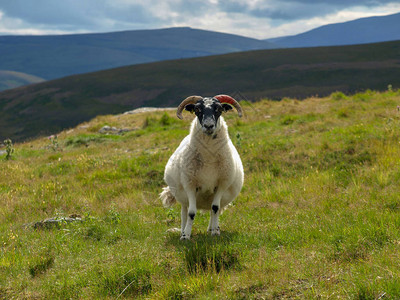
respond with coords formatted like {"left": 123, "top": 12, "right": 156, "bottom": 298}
{"left": 0, "top": 0, "right": 399, "bottom": 39}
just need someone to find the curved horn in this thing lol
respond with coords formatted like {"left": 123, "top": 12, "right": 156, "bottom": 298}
{"left": 214, "top": 94, "right": 243, "bottom": 117}
{"left": 176, "top": 95, "right": 203, "bottom": 119}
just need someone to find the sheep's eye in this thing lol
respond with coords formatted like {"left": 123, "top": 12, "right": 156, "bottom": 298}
{"left": 194, "top": 107, "right": 201, "bottom": 113}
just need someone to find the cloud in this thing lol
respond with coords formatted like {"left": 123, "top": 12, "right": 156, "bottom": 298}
{"left": 0, "top": 0, "right": 158, "bottom": 32}
{"left": 217, "top": 0, "right": 399, "bottom": 21}
{"left": 0, "top": 0, "right": 399, "bottom": 38}
{"left": 264, "top": 2, "right": 400, "bottom": 38}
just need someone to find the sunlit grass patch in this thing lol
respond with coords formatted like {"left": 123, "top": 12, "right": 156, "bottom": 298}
{"left": 330, "top": 91, "right": 348, "bottom": 101}
{"left": 95, "top": 262, "right": 152, "bottom": 298}
{"left": 280, "top": 114, "right": 299, "bottom": 125}
{"left": 157, "top": 272, "right": 221, "bottom": 299}
{"left": 182, "top": 237, "right": 241, "bottom": 274}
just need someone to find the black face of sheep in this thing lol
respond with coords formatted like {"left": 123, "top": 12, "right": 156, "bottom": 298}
{"left": 176, "top": 95, "right": 243, "bottom": 136}
{"left": 185, "top": 98, "right": 233, "bottom": 135}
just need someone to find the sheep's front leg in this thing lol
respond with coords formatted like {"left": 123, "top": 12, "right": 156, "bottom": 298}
{"left": 181, "top": 190, "right": 196, "bottom": 240}
{"left": 208, "top": 187, "right": 226, "bottom": 236}
{"left": 180, "top": 205, "right": 188, "bottom": 236}
{"left": 208, "top": 209, "right": 220, "bottom": 236}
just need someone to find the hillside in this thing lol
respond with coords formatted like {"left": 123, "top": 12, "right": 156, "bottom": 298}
{"left": 0, "top": 27, "right": 274, "bottom": 81}
{"left": 269, "top": 12, "right": 400, "bottom": 48}
{"left": 0, "top": 70, "right": 45, "bottom": 91}
{"left": 1, "top": 90, "right": 400, "bottom": 298}
{"left": 1, "top": 39, "right": 400, "bottom": 142}
{"left": 2, "top": 12, "right": 400, "bottom": 91}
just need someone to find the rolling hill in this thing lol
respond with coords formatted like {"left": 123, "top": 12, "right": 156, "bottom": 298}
{"left": 1, "top": 40, "right": 400, "bottom": 142}
{"left": 269, "top": 12, "right": 400, "bottom": 48}
{"left": 0, "top": 27, "right": 274, "bottom": 81}
{"left": 2, "top": 12, "right": 400, "bottom": 92}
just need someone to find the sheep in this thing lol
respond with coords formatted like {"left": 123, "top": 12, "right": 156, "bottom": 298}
{"left": 160, "top": 94, "right": 244, "bottom": 240}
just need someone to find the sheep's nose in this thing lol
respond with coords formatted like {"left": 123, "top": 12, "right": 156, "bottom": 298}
{"left": 204, "top": 124, "right": 215, "bottom": 130}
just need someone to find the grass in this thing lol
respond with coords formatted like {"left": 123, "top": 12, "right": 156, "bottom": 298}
{"left": 1, "top": 90, "right": 400, "bottom": 298}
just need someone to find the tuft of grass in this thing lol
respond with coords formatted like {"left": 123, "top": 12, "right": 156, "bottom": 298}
{"left": 95, "top": 264, "right": 152, "bottom": 298}
{"left": 337, "top": 108, "right": 350, "bottom": 118}
{"left": 142, "top": 116, "right": 155, "bottom": 129}
{"left": 355, "top": 285, "right": 380, "bottom": 300}
{"left": 28, "top": 252, "right": 55, "bottom": 278}
{"left": 182, "top": 238, "right": 241, "bottom": 273}
{"left": 280, "top": 114, "right": 298, "bottom": 125}
{"left": 160, "top": 274, "right": 219, "bottom": 299}
{"left": 159, "top": 112, "right": 174, "bottom": 126}
{"left": 331, "top": 91, "right": 348, "bottom": 100}
{"left": 3, "top": 138, "right": 14, "bottom": 160}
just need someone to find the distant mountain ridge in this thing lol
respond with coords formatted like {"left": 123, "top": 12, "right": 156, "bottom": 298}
{"left": 1, "top": 40, "right": 400, "bottom": 142}
{"left": 268, "top": 12, "right": 400, "bottom": 48}
{"left": 0, "top": 27, "right": 275, "bottom": 81}
{"left": 1, "top": 12, "right": 400, "bottom": 92}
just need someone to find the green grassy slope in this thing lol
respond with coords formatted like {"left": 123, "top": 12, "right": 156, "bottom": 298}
{"left": 1, "top": 90, "right": 400, "bottom": 298}
{"left": 1, "top": 40, "right": 400, "bottom": 142}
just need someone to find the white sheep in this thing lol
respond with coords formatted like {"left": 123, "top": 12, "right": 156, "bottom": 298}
{"left": 160, "top": 95, "right": 244, "bottom": 240}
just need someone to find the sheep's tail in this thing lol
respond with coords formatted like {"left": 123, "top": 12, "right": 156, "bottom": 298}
{"left": 160, "top": 186, "right": 176, "bottom": 207}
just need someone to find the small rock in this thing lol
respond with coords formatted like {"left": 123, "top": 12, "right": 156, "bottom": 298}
{"left": 98, "top": 125, "right": 112, "bottom": 133}
{"left": 26, "top": 215, "right": 83, "bottom": 229}
{"left": 124, "top": 107, "right": 175, "bottom": 115}
{"left": 166, "top": 228, "right": 181, "bottom": 233}
{"left": 98, "top": 125, "right": 135, "bottom": 135}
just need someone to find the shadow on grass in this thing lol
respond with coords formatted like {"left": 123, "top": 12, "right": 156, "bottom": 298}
{"left": 166, "top": 231, "right": 242, "bottom": 273}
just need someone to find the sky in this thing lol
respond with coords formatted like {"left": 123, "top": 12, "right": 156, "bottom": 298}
{"left": 0, "top": 0, "right": 399, "bottom": 39}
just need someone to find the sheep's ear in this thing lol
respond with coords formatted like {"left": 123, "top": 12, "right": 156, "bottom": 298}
{"left": 185, "top": 104, "right": 196, "bottom": 113}
{"left": 222, "top": 104, "right": 233, "bottom": 112}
